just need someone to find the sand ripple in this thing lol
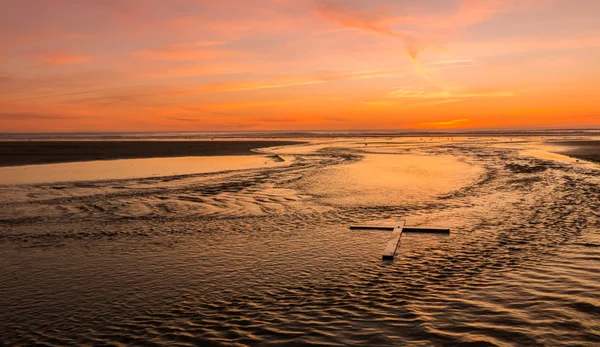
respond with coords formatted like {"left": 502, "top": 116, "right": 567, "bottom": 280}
{"left": 1, "top": 140, "right": 599, "bottom": 346}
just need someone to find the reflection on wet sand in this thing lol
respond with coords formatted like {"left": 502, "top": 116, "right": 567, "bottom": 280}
{"left": 301, "top": 154, "right": 483, "bottom": 206}
{"left": 0, "top": 155, "right": 289, "bottom": 185}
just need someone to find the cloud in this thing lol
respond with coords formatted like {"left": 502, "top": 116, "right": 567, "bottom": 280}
{"left": 141, "top": 64, "right": 243, "bottom": 78}
{"left": 452, "top": 36, "right": 600, "bottom": 59}
{"left": 0, "top": 112, "right": 76, "bottom": 120}
{"left": 136, "top": 42, "right": 230, "bottom": 60}
{"left": 430, "top": 59, "right": 479, "bottom": 70}
{"left": 417, "top": 118, "right": 470, "bottom": 127}
{"left": 197, "top": 79, "right": 317, "bottom": 93}
{"left": 193, "top": 41, "right": 228, "bottom": 47}
{"left": 168, "top": 113, "right": 339, "bottom": 131}
{"left": 312, "top": 0, "right": 548, "bottom": 61}
{"left": 166, "top": 115, "right": 259, "bottom": 130}
{"left": 11, "top": 85, "right": 148, "bottom": 102}
{"left": 408, "top": 98, "right": 463, "bottom": 108}
{"left": 197, "top": 68, "right": 405, "bottom": 93}
{"left": 363, "top": 85, "right": 516, "bottom": 108}
{"left": 314, "top": 0, "right": 400, "bottom": 38}
{"left": 428, "top": 0, "right": 508, "bottom": 29}
{"left": 201, "top": 100, "right": 302, "bottom": 110}
{"left": 363, "top": 100, "right": 398, "bottom": 107}
{"left": 388, "top": 87, "right": 516, "bottom": 99}
{"left": 41, "top": 55, "right": 91, "bottom": 66}
{"left": 313, "top": 0, "right": 420, "bottom": 59}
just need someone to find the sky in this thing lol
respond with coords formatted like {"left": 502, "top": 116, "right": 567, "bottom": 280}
{"left": 1, "top": 0, "right": 599, "bottom": 132}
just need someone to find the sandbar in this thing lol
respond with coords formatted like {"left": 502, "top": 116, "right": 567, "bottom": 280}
{"left": 0, "top": 140, "right": 303, "bottom": 167}
{"left": 548, "top": 140, "right": 600, "bottom": 163}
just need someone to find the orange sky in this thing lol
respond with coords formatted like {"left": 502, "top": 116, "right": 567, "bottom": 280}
{"left": 1, "top": 0, "right": 599, "bottom": 132}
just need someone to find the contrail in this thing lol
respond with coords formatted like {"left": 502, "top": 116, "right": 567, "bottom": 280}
{"left": 313, "top": 0, "right": 442, "bottom": 86}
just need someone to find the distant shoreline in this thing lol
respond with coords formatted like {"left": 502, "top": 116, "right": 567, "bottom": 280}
{"left": 0, "top": 129, "right": 598, "bottom": 140}
{"left": 0, "top": 140, "right": 304, "bottom": 167}
{"left": 548, "top": 140, "right": 600, "bottom": 163}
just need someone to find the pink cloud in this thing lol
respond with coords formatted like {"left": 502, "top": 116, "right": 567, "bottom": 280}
{"left": 312, "top": 0, "right": 555, "bottom": 60}
{"left": 0, "top": 0, "right": 598, "bottom": 131}
{"left": 41, "top": 55, "right": 91, "bottom": 66}
{"left": 313, "top": 0, "right": 421, "bottom": 59}
{"left": 135, "top": 42, "right": 232, "bottom": 61}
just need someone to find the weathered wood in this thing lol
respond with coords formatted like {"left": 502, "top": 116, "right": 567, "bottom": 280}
{"left": 351, "top": 225, "right": 449, "bottom": 233}
{"left": 350, "top": 221, "right": 449, "bottom": 261}
{"left": 350, "top": 225, "right": 396, "bottom": 231}
{"left": 403, "top": 227, "right": 450, "bottom": 234}
{"left": 382, "top": 221, "right": 406, "bottom": 260}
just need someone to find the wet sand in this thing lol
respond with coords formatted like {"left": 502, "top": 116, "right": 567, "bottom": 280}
{"left": 0, "top": 155, "right": 291, "bottom": 185}
{"left": 0, "top": 140, "right": 302, "bottom": 167}
{"left": 0, "top": 137, "right": 599, "bottom": 346}
{"left": 549, "top": 140, "right": 600, "bottom": 163}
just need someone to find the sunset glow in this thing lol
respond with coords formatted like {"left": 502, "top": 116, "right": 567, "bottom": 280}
{"left": 1, "top": 0, "right": 599, "bottom": 132}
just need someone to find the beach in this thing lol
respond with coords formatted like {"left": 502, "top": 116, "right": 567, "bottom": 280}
{"left": 549, "top": 140, "right": 600, "bottom": 163}
{"left": 0, "top": 135, "right": 598, "bottom": 346}
{"left": 3, "top": 0, "right": 600, "bottom": 344}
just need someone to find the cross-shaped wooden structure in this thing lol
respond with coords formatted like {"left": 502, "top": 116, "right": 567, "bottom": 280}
{"left": 350, "top": 221, "right": 450, "bottom": 261}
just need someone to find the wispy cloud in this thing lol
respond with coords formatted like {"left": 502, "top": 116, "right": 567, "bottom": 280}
{"left": 0, "top": 112, "right": 77, "bottom": 120}
{"left": 313, "top": 0, "right": 420, "bottom": 59}
{"left": 40, "top": 54, "right": 91, "bottom": 66}
{"left": 312, "top": 0, "right": 531, "bottom": 60}
{"left": 136, "top": 42, "right": 231, "bottom": 60}
{"left": 416, "top": 118, "right": 470, "bottom": 127}
{"left": 141, "top": 64, "right": 244, "bottom": 78}
{"left": 388, "top": 87, "right": 516, "bottom": 99}
{"left": 196, "top": 69, "right": 405, "bottom": 93}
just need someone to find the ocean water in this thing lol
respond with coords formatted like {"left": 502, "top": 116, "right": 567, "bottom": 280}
{"left": 0, "top": 137, "right": 598, "bottom": 346}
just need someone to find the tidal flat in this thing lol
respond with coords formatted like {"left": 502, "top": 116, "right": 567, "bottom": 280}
{"left": 0, "top": 136, "right": 598, "bottom": 346}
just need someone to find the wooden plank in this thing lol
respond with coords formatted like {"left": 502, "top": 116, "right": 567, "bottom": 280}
{"left": 350, "top": 225, "right": 396, "bottom": 231}
{"left": 402, "top": 227, "right": 450, "bottom": 234}
{"left": 382, "top": 220, "right": 406, "bottom": 260}
{"left": 351, "top": 226, "right": 449, "bottom": 233}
